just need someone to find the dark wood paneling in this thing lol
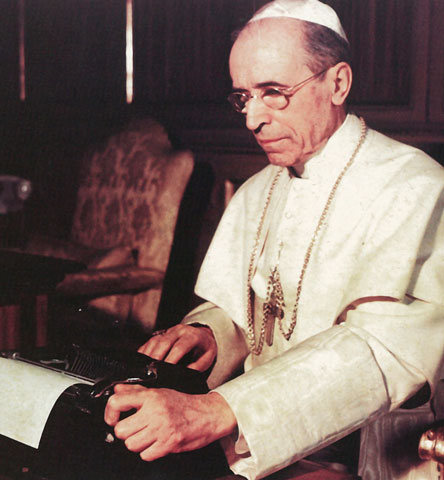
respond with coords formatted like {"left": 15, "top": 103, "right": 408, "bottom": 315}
{"left": 133, "top": 0, "right": 268, "bottom": 103}
{"left": 328, "top": 0, "right": 414, "bottom": 105}
{"left": 327, "top": 0, "right": 429, "bottom": 124}
{"left": 0, "top": 1, "right": 19, "bottom": 105}
{"left": 25, "top": 0, "right": 126, "bottom": 105}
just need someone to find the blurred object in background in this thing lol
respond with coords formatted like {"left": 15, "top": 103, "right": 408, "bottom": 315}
{"left": 0, "top": 175, "right": 32, "bottom": 214}
{"left": 0, "top": 175, "right": 32, "bottom": 248}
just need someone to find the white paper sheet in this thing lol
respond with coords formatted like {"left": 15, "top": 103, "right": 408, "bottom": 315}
{"left": 0, "top": 357, "right": 93, "bottom": 448}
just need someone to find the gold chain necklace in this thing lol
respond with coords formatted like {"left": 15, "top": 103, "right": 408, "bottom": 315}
{"left": 246, "top": 117, "right": 368, "bottom": 355}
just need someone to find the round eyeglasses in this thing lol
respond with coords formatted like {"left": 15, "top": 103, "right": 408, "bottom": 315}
{"left": 227, "top": 68, "right": 329, "bottom": 113}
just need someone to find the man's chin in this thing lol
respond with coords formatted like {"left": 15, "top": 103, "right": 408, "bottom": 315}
{"left": 266, "top": 153, "right": 302, "bottom": 169}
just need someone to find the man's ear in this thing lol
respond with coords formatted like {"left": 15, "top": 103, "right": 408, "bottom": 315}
{"left": 330, "top": 62, "right": 352, "bottom": 106}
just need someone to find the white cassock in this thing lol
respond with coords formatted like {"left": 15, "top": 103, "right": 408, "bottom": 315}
{"left": 183, "top": 114, "right": 444, "bottom": 479}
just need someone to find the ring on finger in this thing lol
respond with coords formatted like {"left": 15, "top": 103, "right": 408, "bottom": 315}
{"left": 151, "top": 329, "right": 168, "bottom": 337}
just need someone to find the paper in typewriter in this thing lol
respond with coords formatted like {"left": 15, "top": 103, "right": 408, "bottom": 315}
{"left": 0, "top": 357, "right": 93, "bottom": 448}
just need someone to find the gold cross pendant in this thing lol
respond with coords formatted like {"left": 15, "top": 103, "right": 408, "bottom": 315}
{"left": 265, "top": 293, "right": 284, "bottom": 347}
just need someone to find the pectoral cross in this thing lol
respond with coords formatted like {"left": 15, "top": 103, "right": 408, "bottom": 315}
{"left": 264, "top": 290, "right": 285, "bottom": 347}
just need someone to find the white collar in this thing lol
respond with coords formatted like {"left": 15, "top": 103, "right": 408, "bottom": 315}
{"left": 299, "top": 114, "right": 363, "bottom": 182}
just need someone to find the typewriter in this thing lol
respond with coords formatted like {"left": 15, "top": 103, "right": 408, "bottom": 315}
{"left": 0, "top": 344, "right": 227, "bottom": 480}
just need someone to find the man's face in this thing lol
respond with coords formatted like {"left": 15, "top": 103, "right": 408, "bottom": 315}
{"left": 229, "top": 19, "right": 342, "bottom": 173}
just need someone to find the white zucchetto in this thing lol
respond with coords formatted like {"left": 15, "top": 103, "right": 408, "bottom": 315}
{"left": 249, "top": 0, "right": 348, "bottom": 42}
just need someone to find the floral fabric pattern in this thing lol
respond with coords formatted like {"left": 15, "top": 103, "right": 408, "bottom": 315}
{"left": 72, "top": 118, "right": 172, "bottom": 251}
{"left": 7, "top": 118, "right": 192, "bottom": 338}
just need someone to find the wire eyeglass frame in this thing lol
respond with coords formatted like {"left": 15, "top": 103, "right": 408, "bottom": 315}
{"left": 227, "top": 68, "right": 329, "bottom": 113}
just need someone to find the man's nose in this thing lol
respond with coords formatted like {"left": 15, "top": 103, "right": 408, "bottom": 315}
{"left": 244, "top": 97, "right": 271, "bottom": 132}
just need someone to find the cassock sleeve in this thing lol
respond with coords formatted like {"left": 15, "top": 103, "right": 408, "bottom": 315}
{"left": 213, "top": 298, "right": 444, "bottom": 480}
{"left": 183, "top": 302, "right": 249, "bottom": 389}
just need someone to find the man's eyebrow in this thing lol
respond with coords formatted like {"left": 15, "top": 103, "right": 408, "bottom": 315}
{"left": 256, "top": 81, "right": 289, "bottom": 88}
{"left": 232, "top": 81, "right": 289, "bottom": 91}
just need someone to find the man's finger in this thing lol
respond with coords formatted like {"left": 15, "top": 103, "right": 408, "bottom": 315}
{"left": 139, "top": 327, "right": 188, "bottom": 360}
{"left": 113, "top": 384, "right": 146, "bottom": 394}
{"left": 140, "top": 440, "right": 172, "bottom": 462}
{"left": 104, "top": 391, "right": 144, "bottom": 427}
{"left": 163, "top": 337, "right": 195, "bottom": 364}
{"left": 123, "top": 424, "right": 157, "bottom": 453}
{"left": 138, "top": 335, "right": 173, "bottom": 358}
{"left": 187, "top": 349, "right": 216, "bottom": 372}
{"left": 113, "top": 409, "right": 149, "bottom": 440}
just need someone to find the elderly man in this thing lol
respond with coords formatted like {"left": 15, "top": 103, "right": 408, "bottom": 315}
{"left": 105, "top": 1, "right": 444, "bottom": 479}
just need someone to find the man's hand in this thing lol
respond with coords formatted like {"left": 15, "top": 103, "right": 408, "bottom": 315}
{"left": 138, "top": 324, "right": 217, "bottom": 372}
{"left": 104, "top": 385, "right": 236, "bottom": 461}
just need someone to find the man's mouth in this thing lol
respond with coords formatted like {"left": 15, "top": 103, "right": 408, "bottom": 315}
{"left": 259, "top": 138, "right": 284, "bottom": 144}
{"left": 258, "top": 138, "right": 287, "bottom": 153}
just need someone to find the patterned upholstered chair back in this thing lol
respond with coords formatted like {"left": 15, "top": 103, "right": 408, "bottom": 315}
{"left": 72, "top": 119, "right": 167, "bottom": 246}
{"left": 64, "top": 117, "right": 194, "bottom": 331}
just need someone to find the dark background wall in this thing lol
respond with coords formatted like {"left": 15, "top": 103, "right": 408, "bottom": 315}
{"left": 1, "top": 0, "right": 444, "bottom": 322}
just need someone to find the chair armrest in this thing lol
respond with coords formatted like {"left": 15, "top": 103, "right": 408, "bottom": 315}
{"left": 56, "top": 266, "right": 164, "bottom": 298}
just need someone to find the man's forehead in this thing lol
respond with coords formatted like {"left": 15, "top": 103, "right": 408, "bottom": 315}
{"left": 229, "top": 22, "right": 308, "bottom": 89}
{"left": 232, "top": 18, "right": 306, "bottom": 63}
{"left": 230, "top": 19, "right": 306, "bottom": 70}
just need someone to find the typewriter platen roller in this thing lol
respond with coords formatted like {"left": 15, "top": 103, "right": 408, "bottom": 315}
{"left": 0, "top": 345, "right": 227, "bottom": 480}
{"left": 6, "top": 342, "right": 212, "bottom": 394}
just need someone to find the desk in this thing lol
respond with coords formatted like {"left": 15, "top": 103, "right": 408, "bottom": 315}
{"left": 0, "top": 249, "right": 85, "bottom": 350}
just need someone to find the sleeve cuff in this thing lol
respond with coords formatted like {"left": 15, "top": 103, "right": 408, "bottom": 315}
{"left": 183, "top": 302, "right": 249, "bottom": 388}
